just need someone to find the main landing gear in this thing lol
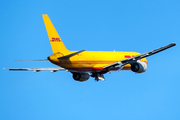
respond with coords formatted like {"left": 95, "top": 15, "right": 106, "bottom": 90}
{"left": 71, "top": 72, "right": 106, "bottom": 82}
{"left": 91, "top": 73, "right": 105, "bottom": 81}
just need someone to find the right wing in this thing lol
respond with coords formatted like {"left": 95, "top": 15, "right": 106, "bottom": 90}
{"left": 4, "top": 68, "right": 65, "bottom": 72}
{"left": 103, "top": 43, "right": 176, "bottom": 70}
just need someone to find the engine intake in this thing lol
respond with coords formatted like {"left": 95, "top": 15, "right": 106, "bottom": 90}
{"left": 131, "top": 61, "right": 148, "bottom": 73}
{"left": 73, "top": 73, "right": 90, "bottom": 82}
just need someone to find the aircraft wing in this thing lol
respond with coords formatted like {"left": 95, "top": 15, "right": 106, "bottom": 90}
{"left": 4, "top": 68, "right": 65, "bottom": 72}
{"left": 103, "top": 43, "right": 176, "bottom": 70}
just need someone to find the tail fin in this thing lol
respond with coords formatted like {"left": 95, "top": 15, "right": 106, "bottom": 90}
{"left": 42, "top": 14, "right": 69, "bottom": 54}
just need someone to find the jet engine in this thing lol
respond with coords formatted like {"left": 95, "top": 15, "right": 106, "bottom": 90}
{"left": 130, "top": 61, "right": 148, "bottom": 73}
{"left": 73, "top": 73, "right": 90, "bottom": 82}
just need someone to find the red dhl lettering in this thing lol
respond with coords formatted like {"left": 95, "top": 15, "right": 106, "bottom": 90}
{"left": 124, "top": 55, "right": 135, "bottom": 58}
{"left": 50, "top": 38, "right": 61, "bottom": 42}
{"left": 124, "top": 55, "right": 131, "bottom": 58}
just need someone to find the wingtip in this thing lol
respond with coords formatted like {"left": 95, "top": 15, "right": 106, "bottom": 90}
{"left": 172, "top": 42, "right": 176, "bottom": 46}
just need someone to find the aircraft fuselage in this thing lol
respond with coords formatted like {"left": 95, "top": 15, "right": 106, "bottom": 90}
{"left": 48, "top": 51, "right": 148, "bottom": 72}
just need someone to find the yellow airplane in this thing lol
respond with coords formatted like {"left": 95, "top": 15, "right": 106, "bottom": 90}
{"left": 5, "top": 14, "right": 176, "bottom": 81}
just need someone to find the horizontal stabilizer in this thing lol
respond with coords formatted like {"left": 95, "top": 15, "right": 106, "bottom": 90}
{"left": 15, "top": 59, "right": 48, "bottom": 61}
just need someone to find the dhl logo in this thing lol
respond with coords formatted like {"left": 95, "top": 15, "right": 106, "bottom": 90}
{"left": 50, "top": 38, "right": 61, "bottom": 42}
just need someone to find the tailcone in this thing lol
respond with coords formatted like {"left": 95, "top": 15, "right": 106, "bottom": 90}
{"left": 47, "top": 57, "right": 50, "bottom": 60}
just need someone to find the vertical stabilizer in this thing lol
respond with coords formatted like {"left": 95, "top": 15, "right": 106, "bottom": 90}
{"left": 42, "top": 14, "right": 69, "bottom": 54}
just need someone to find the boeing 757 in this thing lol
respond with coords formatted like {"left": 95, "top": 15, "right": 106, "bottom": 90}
{"left": 4, "top": 14, "right": 176, "bottom": 81}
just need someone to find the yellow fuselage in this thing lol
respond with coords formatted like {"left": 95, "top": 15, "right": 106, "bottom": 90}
{"left": 48, "top": 51, "right": 148, "bottom": 72}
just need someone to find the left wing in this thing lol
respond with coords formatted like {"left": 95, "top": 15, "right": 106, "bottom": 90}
{"left": 103, "top": 43, "right": 176, "bottom": 70}
{"left": 4, "top": 68, "right": 65, "bottom": 72}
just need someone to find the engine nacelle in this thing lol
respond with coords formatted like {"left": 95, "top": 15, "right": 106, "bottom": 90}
{"left": 73, "top": 73, "right": 90, "bottom": 82}
{"left": 131, "top": 61, "right": 148, "bottom": 73}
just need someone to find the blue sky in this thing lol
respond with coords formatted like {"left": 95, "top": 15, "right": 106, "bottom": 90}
{"left": 0, "top": 0, "right": 180, "bottom": 120}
